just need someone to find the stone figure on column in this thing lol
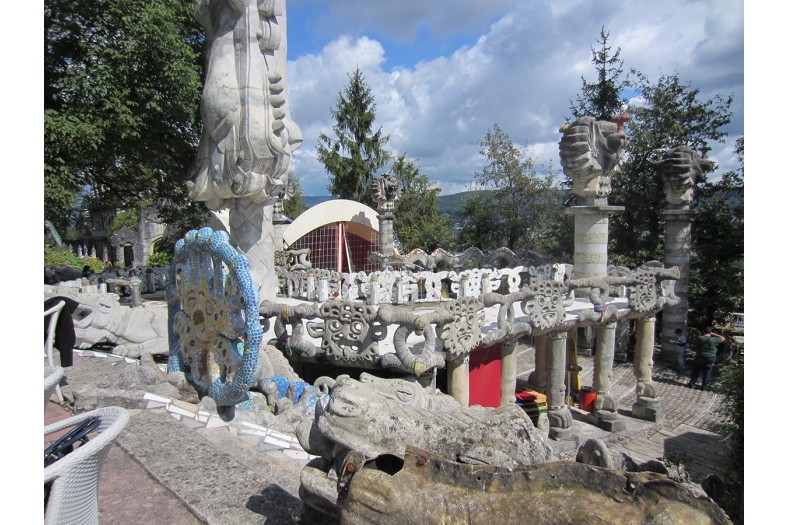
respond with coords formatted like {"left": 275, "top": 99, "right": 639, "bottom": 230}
{"left": 372, "top": 172, "right": 401, "bottom": 257}
{"left": 186, "top": 0, "right": 303, "bottom": 301}
{"left": 654, "top": 145, "right": 713, "bottom": 208}
{"left": 559, "top": 116, "right": 628, "bottom": 200}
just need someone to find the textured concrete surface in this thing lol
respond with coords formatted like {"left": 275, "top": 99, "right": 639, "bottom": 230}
{"left": 45, "top": 342, "right": 732, "bottom": 524}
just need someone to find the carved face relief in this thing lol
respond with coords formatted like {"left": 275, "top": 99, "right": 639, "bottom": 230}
{"left": 523, "top": 282, "right": 565, "bottom": 330}
{"left": 628, "top": 269, "right": 658, "bottom": 314}
{"left": 308, "top": 301, "right": 383, "bottom": 362}
{"left": 438, "top": 298, "right": 484, "bottom": 357}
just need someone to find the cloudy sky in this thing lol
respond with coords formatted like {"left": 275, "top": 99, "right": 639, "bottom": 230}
{"left": 281, "top": 0, "right": 744, "bottom": 196}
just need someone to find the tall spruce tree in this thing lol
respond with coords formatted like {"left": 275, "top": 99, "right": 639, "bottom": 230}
{"left": 569, "top": 27, "right": 628, "bottom": 121}
{"left": 317, "top": 68, "right": 391, "bottom": 208}
{"left": 389, "top": 154, "right": 455, "bottom": 253}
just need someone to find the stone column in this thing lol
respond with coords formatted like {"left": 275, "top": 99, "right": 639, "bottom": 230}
{"left": 229, "top": 199, "right": 278, "bottom": 302}
{"left": 377, "top": 210, "right": 396, "bottom": 257}
{"left": 272, "top": 200, "right": 289, "bottom": 252}
{"left": 660, "top": 208, "right": 695, "bottom": 367}
{"left": 546, "top": 331, "right": 573, "bottom": 440}
{"left": 500, "top": 340, "right": 518, "bottom": 406}
{"left": 591, "top": 321, "right": 625, "bottom": 432}
{"left": 654, "top": 145, "right": 712, "bottom": 368}
{"left": 447, "top": 355, "right": 470, "bottom": 407}
{"left": 632, "top": 315, "right": 664, "bottom": 422}
{"left": 527, "top": 334, "right": 548, "bottom": 391}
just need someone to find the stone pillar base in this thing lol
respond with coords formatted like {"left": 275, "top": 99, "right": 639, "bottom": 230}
{"left": 589, "top": 410, "right": 627, "bottom": 432}
{"left": 548, "top": 426, "right": 579, "bottom": 443}
{"left": 632, "top": 396, "right": 664, "bottom": 423}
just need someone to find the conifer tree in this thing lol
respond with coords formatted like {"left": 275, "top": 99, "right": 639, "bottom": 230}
{"left": 317, "top": 68, "right": 390, "bottom": 208}
{"left": 569, "top": 27, "right": 628, "bottom": 121}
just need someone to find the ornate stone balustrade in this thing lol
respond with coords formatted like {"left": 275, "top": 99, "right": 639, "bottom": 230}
{"left": 275, "top": 262, "right": 574, "bottom": 305}
{"left": 262, "top": 262, "right": 680, "bottom": 375}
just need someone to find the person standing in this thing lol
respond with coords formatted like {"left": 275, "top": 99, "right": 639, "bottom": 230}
{"left": 687, "top": 326, "right": 726, "bottom": 390}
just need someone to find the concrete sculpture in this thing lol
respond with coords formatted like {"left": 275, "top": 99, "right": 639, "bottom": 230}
{"left": 296, "top": 373, "right": 553, "bottom": 518}
{"left": 654, "top": 145, "right": 713, "bottom": 207}
{"left": 167, "top": 227, "right": 261, "bottom": 409}
{"left": 559, "top": 116, "right": 627, "bottom": 199}
{"left": 336, "top": 447, "right": 732, "bottom": 525}
{"left": 45, "top": 291, "right": 169, "bottom": 358}
{"left": 187, "top": 0, "right": 302, "bottom": 301}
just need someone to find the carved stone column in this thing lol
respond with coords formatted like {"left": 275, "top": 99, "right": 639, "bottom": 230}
{"left": 447, "top": 355, "right": 469, "bottom": 407}
{"left": 272, "top": 199, "right": 289, "bottom": 252}
{"left": 372, "top": 173, "right": 401, "bottom": 257}
{"left": 590, "top": 321, "right": 625, "bottom": 432}
{"left": 186, "top": 0, "right": 303, "bottom": 303}
{"left": 527, "top": 334, "right": 548, "bottom": 391}
{"left": 546, "top": 331, "right": 573, "bottom": 440}
{"left": 654, "top": 146, "right": 711, "bottom": 368}
{"left": 660, "top": 208, "right": 695, "bottom": 367}
{"left": 632, "top": 315, "right": 664, "bottom": 422}
{"left": 559, "top": 116, "right": 627, "bottom": 298}
{"left": 500, "top": 340, "right": 518, "bottom": 406}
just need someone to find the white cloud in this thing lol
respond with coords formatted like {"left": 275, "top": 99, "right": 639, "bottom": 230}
{"left": 286, "top": 0, "right": 743, "bottom": 196}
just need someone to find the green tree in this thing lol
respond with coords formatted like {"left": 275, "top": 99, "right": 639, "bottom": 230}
{"left": 316, "top": 68, "right": 391, "bottom": 208}
{"left": 283, "top": 176, "right": 307, "bottom": 219}
{"left": 716, "top": 357, "right": 744, "bottom": 523}
{"left": 689, "top": 137, "right": 744, "bottom": 326}
{"left": 389, "top": 154, "right": 455, "bottom": 253}
{"left": 457, "top": 124, "right": 567, "bottom": 257}
{"left": 44, "top": 0, "right": 207, "bottom": 234}
{"left": 569, "top": 27, "right": 628, "bottom": 121}
{"left": 608, "top": 71, "right": 733, "bottom": 266}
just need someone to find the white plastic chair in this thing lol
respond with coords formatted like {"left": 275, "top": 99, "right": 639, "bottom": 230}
{"left": 44, "top": 366, "right": 64, "bottom": 411}
{"left": 44, "top": 406, "right": 130, "bottom": 525}
{"left": 45, "top": 301, "right": 67, "bottom": 403}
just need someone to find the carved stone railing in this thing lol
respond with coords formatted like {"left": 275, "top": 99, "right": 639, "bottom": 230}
{"left": 275, "top": 262, "right": 574, "bottom": 305}
{"left": 262, "top": 262, "right": 680, "bottom": 373}
{"left": 369, "top": 246, "right": 564, "bottom": 271}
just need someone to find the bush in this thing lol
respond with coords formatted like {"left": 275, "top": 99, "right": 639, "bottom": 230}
{"left": 147, "top": 252, "right": 173, "bottom": 267}
{"left": 716, "top": 358, "right": 744, "bottom": 523}
{"left": 44, "top": 246, "right": 105, "bottom": 273}
{"left": 44, "top": 245, "right": 82, "bottom": 268}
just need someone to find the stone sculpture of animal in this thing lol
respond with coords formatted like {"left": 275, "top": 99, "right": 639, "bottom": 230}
{"left": 45, "top": 291, "right": 169, "bottom": 358}
{"left": 336, "top": 446, "right": 733, "bottom": 525}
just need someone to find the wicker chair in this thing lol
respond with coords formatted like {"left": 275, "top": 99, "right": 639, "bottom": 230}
{"left": 44, "top": 300, "right": 67, "bottom": 403}
{"left": 44, "top": 406, "right": 130, "bottom": 525}
{"left": 44, "top": 366, "right": 64, "bottom": 411}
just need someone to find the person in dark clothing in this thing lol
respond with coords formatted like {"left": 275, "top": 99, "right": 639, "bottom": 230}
{"left": 44, "top": 297, "right": 79, "bottom": 367}
{"left": 687, "top": 326, "right": 726, "bottom": 390}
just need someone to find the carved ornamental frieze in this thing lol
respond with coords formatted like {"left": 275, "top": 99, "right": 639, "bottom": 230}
{"left": 437, "top": 297, "right": 485, "bottom": 357}
{"left": 306, "top": 300, "right": 386, "bottom": 363}
{"left": 523, "top": 281, "right": 566, "bottom": 331}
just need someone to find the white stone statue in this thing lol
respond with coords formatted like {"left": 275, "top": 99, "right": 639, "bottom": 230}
{"left": 186, "top": 0, "right": 302, "bottom": 300}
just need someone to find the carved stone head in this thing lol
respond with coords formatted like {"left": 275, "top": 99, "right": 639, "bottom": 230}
{"left": 559, "top": 116, "right": 627, "bottom": 199}
{"left": 653, "top": 146, "right": 713, "bottom": 206}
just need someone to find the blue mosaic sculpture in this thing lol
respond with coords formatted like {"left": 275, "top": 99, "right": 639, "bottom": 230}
{"left": 167, "top": 227, "right": 262, "bottom": 408}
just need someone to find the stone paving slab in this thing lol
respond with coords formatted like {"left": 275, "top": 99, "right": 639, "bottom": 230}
{"left": 117, "top": 408, "right": 303, "bottom": 525}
